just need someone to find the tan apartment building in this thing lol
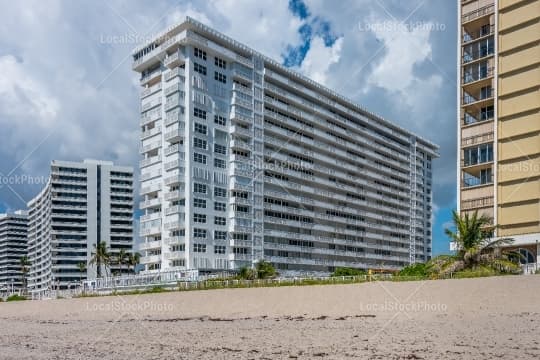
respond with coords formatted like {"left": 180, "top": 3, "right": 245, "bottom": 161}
{"left": 458, "top": 0, "right": 539, "bottom": 267}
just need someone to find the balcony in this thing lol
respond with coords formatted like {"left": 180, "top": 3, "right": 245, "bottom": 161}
{"left": 164, "top": 251, "right": 185, "bottom": 260}
{"left": 462, "top": 45, "right": 494, "bottom": 64}
{"left": 139, "top": 226, "right": 161, "bottom": 237}
{"left": 461, "top": 196, "right": 494, "bottom": 211}
{"left": 462, "top": 67, "right": 494, "bottom": 84}
{"left": 462, "top": 24, "right": 495, "bottom": 44}
{"left": 461, "top": 144, "right": 493, "bottom": 168}
{"left": 140, "top": 183, "right": 162, "bottom": 195}
{"left": 140, "top": 140, "right": 162, "bottom": 154}
{"left": 164, "top": 51, "right": 184, "bottom": 69}
{"left": 462, "top": 88, "right": 493, "bottom": 106}
{"left": 164, "top": 97, "right": 182, "bottom": 112}
{"left": 164, "top": 83, "right": 185, "bottom": 97}
{"left": 139, "top": 154, "right": 161, "bottom": 168}
{"left": 230, "top": 106, "right": 253, "bottom": 125}
{"left": 462, "top": 4, "right": 494, "bottom": 24}
{"left": 139, "top": 198, "right": 161, "bottom": 209}
{"left": 140, "top": 211, "right": 161, "bottom": 222}
{"left": 139, "top": 255, "right": 161, "bottom": 264}
{"left": 230, "top": 125, "right": 252, "bottom": 138}
{"left": 462, "top": 107, "right": 494, "bottom": 126}
{"left": 140, "top": 69, "right": 162, "bottom": 86}
{"left": 164, "top": 220, "right": 184, "bottom": 230}
{"left": 164, "top": 236, "right": 185, "bottom": 245}
{"left": 140, "top": 126, "right": 161, "bottom": 140}
{"left": 232, "top": 82, "right": 252, "bottom": 95}
{"left": 165, "top": 190, "right": 183, "bottom": 201}
{"left": 165, "top": 205, "right": 182, "bottom": 215}
{"left": 141, "top": 83, "right": 162, "bottom": 99}
{"left": 140, "top": 108, "right": 161, "bottom": 126}
{"left": 164, "top": 67, "right": 185, "bottom": 82}
{"left": 164, "top": 174, "right": 185, "bottom": 186}
{"left": 230, "top": 139, "right": 252, "bottom": 151}
{"left": 164, "top": 128, "right": 184, "bottom": 142}
{"left": 461, "top": 132, "right": 494, "bottom": 147}
{"left": 139, "top": 240, "right": 162, "bottom": 251}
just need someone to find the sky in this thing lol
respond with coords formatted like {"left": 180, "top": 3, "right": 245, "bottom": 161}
{"left": 0, "top": 0, "right": 457, "bottom": 255}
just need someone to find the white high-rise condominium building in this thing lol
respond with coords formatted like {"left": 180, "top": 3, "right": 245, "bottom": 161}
{"left": 27, "top": 160, "right": 134, "bottom": 293}
{"left": 133, "top": 17, "right": 439, "bottom": 274}
{"left": 0, "top": 211, "right": 28, "bottom": 291}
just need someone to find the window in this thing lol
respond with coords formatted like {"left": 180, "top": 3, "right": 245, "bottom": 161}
{"left": 171, "top": 244, "right": 185, "bottom": 252}
{"left": 194, "top": 213, "right": 207, "bottom": 223}
{"left": 194, "top": 152, "right": 207, "bottom": 164}
{"left": 214, "top": 158, "right": 226, "bottom": 169}
{"left": 194, "top": 183, "right": 207, "bottom": 194}
{"left": 193, "top": 243, "right": 207, "bottom": 253}
{"left": 214, "top": 202, "right": 226, "bottom": 211}
{"left": 194, "top": 108, "right": 207, "bottom": 120}
{"left": 215, "top": 57, "right": 226, "bottom": 69}
{"left": 214, "top": 245, "right": 226, "bottom": 254}
{"left": 214, "top": 187, "right": 227, "bottom": 197}
{"left": 193, "top": 228, "right": 206, "bottom": 238}
{"left": 194, "top": 198, "right": 206, "bottom": 208}
{"left": 214, "top": 115, "right": 227, "bottom": 126}
{"left": 194, "top": 137, "right": 207, "bottom": 150}
{"left": 214, "top": 216, "right": 226, "bottom": 226}
{"left": 194, "top": 123, "right": 207, "bottom": 134}
{"left": 194, "top": 47, "right": 207, "bottom": 60}
{"left": 214, "top": 72, "right": 227, "bottom": 84}
{"left": 214, "top": 144, "right": 227, "bottom": 155}
{"left": 214, "top": 231, "right": 227, "bottom": 240}
{"left": 194, "top": 62, "right": 207, "bottom": 75}
{"left": 233, "top": 247, "right": 248, "bottom": 254}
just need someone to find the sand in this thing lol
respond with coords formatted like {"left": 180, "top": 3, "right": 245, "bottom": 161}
{"left": 0, "top": 275, "right": 539, "bottom": 359}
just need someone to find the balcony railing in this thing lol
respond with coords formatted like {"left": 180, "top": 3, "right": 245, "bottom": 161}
{"left": 462, "top": 4, "right": 494, "bottom": 23}
{"left": 462, "top": 109, "right": 494, "bottom": 125}
{"left": 461, "top": 196, "right": 494, "bottom": 210}
{"left": 462, "top": 88, "right": 493, "bottom": 105}
{"left": 463, "top": 24, "right": 495, "bottom": 44}
{"left": 462, "top": 67, "right": 494, "bottom": 84}
{"left": 462, "top": 46, "right": 494, "bottom": 64}
{"left": 462, "top": 174, "right": 493, "bottom": 187}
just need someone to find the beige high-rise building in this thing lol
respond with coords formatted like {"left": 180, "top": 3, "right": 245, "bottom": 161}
{"left": 458, "top": 0, "right": 540, "bottom": 266}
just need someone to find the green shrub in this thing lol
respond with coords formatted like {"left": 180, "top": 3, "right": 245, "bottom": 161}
{"left": 331, "top": 267, "right": 366, "bottom": 277}
{"left": 6, "top": 294, "right": 26, "bottom": 302}
{"left": 256, "top": 260, "right": 276, "bottom": 279}
{"left": 237, "top": 266, "right": 257, "bottom": 280}
{"left": 398, "top": 263, "right": 428, "bottom": 277}
{"left": 454, "top": 266, "right": 498, "bottom": 279}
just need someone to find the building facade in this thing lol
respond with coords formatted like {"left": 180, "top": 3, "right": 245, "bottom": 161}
{"left": 133, "top": 17, "right": 439, "bottom": 274}
{"left": 27, "top": 160, "right": 134, "bottom": 292}
{"left": 0, "top": 211, "right": 28, "bottom": 291}
{"left": 458, "top": 0, "right": 539, "bottom": 262}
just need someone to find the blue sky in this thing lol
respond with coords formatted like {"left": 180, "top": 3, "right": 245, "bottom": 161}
{"left": 0, "top": 0, "right": 457, "bottom": 255}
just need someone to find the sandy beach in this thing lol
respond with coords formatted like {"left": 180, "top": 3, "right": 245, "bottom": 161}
{"left": 0, "top": 275, "right": 539, "bottom": 359}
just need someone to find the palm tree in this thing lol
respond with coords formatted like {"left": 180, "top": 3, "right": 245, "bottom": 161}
{"left": 77, "top": 262, "right": 87, "bottom": 282}
{"left": 116, "top": 249, "right": 128, "bottom": 274}
{"left": 127, "top": 252, "right": 141, "bottom": 274}
{"left": 19, "top": 256, "right": 31, "bottom": 294}
{"left": 89, "top": 242, "right": 111, "bottom": 278}
{"left": 433, "top": 210, "right": 520, "bottom": 275}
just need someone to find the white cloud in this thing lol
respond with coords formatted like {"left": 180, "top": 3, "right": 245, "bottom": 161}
{"left": 0, "top": 55, "right": 60, "bottom": 128}
{"left": 299, "top": 36, "right": 343, "bottom": 85}
{"left": 365, "top": 19, "right": 443, "bottom": 113}
{"left": 207, "top": 0, "right": 305, "bottom": 60}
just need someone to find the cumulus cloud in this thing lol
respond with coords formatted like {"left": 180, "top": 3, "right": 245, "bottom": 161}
{"left": 299, "top": 36, "right": 343, "bottom": 85}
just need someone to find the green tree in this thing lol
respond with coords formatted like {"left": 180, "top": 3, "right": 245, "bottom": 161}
{"left": 77, "top": 262, "right": 87, "bottom": 282}
{"left": 238, "top": 266, "right": 257, "bottom": 280}
{"left": 256, "top": 260, "right": 276, "bottom": 279}
{"left": 432, "top": 210, "right": 520, "bottom": 276}
{"left": 331, "top": 267, "right": 366, "bottom": 277}
{"left": 89, "top": 242, "right": 111, "bottom": 278}
{"left": 116, "top": 249, "right": 128, "bottom": 274}
{"left": 127, "top": 252, "right": 141, "bottom": 274}
{"left": 19, "top": 256, "right": 31, "bottom": 294}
